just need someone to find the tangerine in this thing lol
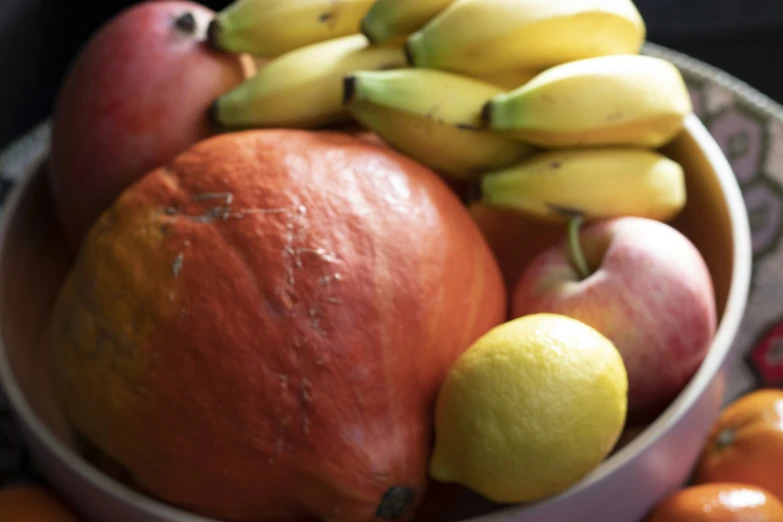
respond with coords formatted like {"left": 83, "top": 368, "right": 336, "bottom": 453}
{"left": 646, "top": 483, "right": 783, "bottom": 521}
{"left": 695, "top": 389, "right": 783, "bottom": 500}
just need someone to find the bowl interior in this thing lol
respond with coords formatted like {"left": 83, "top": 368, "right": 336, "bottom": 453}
{"left": 0, "top": 116, "right": 747, "bottom": 521}
{"left": 0, "top": 164, "right": 77, "bottom": 448}
{"left": 665, "top": 126, "right": 736, "bottom": 321}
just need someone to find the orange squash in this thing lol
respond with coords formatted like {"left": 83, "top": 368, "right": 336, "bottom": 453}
{"left": 694, "top": 389, "right": 783, "bottom": 501}
{"left": 48, "top": 129, "right": 506, "bottom": 522}
{"left": 645, "top": 483, "right": 783, "bottom": 521}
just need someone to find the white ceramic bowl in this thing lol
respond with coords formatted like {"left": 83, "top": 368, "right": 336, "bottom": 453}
{"left": 0, "top": 112, "right": 752, "bottom": 522}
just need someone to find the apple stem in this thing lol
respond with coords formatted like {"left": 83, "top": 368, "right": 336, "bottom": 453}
{"left": 568, "top": 215, "right": 591, "bottom": 280}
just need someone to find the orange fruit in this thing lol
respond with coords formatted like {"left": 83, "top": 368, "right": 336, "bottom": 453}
{"left": 467, "top": 202, "right": 565, "bottom": 295}
{"left": 646, "top": 483, "right": 783, "bottom": 521}
{"left": 694, "top": 389, "right": 783, "bottom": 500}
{"left": 0, "top": 484, "right": 82, "bottom": 521}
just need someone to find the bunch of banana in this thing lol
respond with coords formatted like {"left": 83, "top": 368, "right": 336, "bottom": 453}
{"left": 471, "top": 51, "right": 692, "bottom": 223}
{"left": 208, "top": 0, "right": 375, "bottom": 57}
{"left": 210, "top": 35, "right": 405, "bottom": 129}
{"left": 480, "top": 148, "right": 687, "bottom": 223}
{"left": 482, "top": 55, "right": 693, "bottom": 148}
{"left": 204, "top": 0, "right": 693, "bottom": 226}
{"left": 343, "top": 68, "right": 532, "bottom": 178}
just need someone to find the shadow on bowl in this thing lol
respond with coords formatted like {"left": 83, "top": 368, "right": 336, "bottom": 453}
{"left": 0, "top": 113, "right": 752, "bottom": 522}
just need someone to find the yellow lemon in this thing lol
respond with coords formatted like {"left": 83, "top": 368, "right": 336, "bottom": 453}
{"left": 429, "top": 313, "right": 628, "bottom": 504}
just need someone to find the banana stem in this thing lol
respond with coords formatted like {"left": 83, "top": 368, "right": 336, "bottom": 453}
{"left": 568, "top": 216, "right": 591, "bottom": 280}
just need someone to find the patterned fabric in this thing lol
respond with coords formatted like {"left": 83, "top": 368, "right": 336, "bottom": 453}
{"left": 0, "top": 44, "right": 782, "bottom": 490}
{"left": 668, "top": 44, "right": 783, "bottom": 402}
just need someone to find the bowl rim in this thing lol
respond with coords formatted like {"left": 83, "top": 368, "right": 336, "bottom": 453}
{"left": 0, "top": 115, "right": 754, "bottom": 522}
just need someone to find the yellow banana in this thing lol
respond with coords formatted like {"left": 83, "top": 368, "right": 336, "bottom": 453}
{"left": 361, "top": 0, "right": 457, "bottom": 45}
{"left": 406, "top": 0, "right": 646, "bottom": 75}
{"left": 480, "top": 148, "right": 686, "bottom": 223}
{"left": 343, "top": 68, "right": 533, "bottom": 178}
{"left": 483, "top": 55, "right": 693, "bottom": 148}
{"left": 208, "top": 0, "right": 374, "bottom": 57}
{"left": 210, "top": 35, "right": 405, "bottom": 129}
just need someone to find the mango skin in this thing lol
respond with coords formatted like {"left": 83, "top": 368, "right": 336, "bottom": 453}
{"left": 49, "top": 129, "right": 506, "bottom": 522}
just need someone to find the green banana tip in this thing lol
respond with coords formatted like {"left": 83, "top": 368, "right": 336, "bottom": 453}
{"left": 359, "top": 17, "right": 379, "bottom": 45}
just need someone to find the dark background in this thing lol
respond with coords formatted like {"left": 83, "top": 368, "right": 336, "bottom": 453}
{"left": 2, "top": 0, "right": 783, "bottom": 149}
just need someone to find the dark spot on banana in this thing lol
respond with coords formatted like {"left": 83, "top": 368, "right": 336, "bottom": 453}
{"left": 319, "top": 12, "right": 334, "bottom": 22}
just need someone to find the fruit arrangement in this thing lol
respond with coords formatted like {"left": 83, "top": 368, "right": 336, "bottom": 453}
{"left": 35, "top": 0, "right": 735, "bottom": 520}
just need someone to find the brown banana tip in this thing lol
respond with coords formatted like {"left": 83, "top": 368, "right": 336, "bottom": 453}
{"left": 343, "top": 76, "right": 357, "bottom": 105}
{"left": 464, "top": 179, "right": 483, "bottom": 206}
{"left": 480, "top": 102, "right": 493, "bottom": 127}
{"left": 206, "top": 18, "right": 221, "bottom": 49}
{"left": 174, "top": 12, "right": 197, "bottom": 35}
{"left": 403, "top": 40, "right": 415, "bottom": 66}
{"left": 207, "top": 99, "right": 221, "bottom": 125}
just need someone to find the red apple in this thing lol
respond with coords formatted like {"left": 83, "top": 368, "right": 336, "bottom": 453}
{"left": 49, "top": 0, "right": 257, "bottom": 250}
{"left": 511, "top": 216, "right": 717, "bottom": 425}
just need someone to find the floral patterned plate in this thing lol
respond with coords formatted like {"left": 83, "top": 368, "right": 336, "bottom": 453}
{"left": 0, "top": 42, "right": 782, "bottom": 489}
